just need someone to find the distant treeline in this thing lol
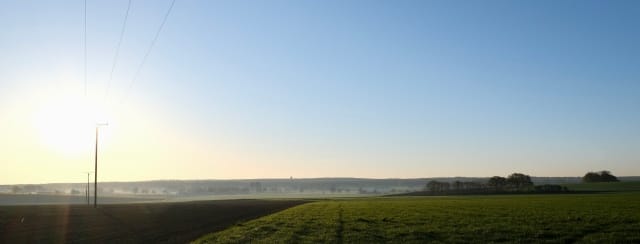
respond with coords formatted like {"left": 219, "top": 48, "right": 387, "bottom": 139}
{"left": 417, "top": 173, "right": 569, "bottom": 195}
{"left": 2, "top": 173, "right": 631, "bottom": 196}
{"left": 2, "top": 178, "right": 428, "bottom": 196}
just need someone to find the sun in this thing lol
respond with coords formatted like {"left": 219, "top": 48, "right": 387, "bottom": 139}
{"left": 31, "top": 96, "right": 111, "bottom": 155}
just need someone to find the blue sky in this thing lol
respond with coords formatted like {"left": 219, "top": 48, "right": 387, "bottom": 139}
{"left": 1, "top": 0, "right": 639, "bottom": 183}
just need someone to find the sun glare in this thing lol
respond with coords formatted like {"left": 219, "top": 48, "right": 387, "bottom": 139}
{"left": 31, "top": 96, "right": 111, "bottom": 155}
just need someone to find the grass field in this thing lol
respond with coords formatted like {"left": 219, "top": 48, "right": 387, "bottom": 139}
{"left": 0, "top": 199, "right": 305, "bottom": 243}
{"left": 564, "top": 181, "right": 640, "bottom": 192}
{"left": 195, "top": 193, "right": 640, "bottom": 243}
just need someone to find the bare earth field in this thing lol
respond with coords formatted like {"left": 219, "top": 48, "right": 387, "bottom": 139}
{"left": 0, "top": 199, "right": 305, "bottom": 243}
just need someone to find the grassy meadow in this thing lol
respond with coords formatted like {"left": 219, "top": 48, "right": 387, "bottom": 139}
{"left": 563, "top": 181, "right": 640, "bottom": 192}
{"left": 195, "top": 190, "right": 640, "bottom": 243}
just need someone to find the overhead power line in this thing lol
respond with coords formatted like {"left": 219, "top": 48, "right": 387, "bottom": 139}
{"left": 84, "top": 0, "right": 87, "bottom": 97}
{"left": 121, "top": 0, "right": 176, "bottom": 105}
{"left": 104, "top": 0, "right": 133, "bottom": 101}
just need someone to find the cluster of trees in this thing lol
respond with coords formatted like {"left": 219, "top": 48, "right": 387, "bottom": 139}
{"left": 533, "top": 184, "right": 567, "bottom": 193}
{"left": 249, "top": 182, "right": 265, "bottom": 193}
{"left": 11, "top": 185, "right": 45, "bottom": 194}
{"left": 424, "top": 173, "right": 567, "bottom": 195}
{"left": 426, "top": 180, "right": 484, "bottom": 193}
{"left": 487, "top": 173, "right": 533, "bottom": 191}
{"left": 582, "top": 171, "right": 619, "bottom": 183}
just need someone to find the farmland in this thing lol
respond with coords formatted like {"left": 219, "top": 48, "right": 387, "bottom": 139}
{"left": 2, "top": 183, "right": 639, "bottom": 243}
{"left": 195, "top": 192, "right": 640, "bottom": 243}
{"left": 0, "top": 199, "right": 305, "bottom": 243}
{"left": 563, "top": 181, "right": 640, "bottom": 192}
{"left": 0, "top": 193, "right": 160, "bottom": 206}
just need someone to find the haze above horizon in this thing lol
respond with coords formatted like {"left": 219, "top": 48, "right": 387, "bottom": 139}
{"left": 1, "top": 0, "right": 639, "bottom": 184}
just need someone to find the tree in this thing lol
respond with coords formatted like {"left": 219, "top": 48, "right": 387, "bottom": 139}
{"left": 507, "top": 173, "right": 533, "bottom": 190}
{"left": 583, "top": 171, "right": 619, "bottom": 183}
{"left": 582, "top": 172, "right": 601, "bottom": 182}
{"left": 599, "top": 171, "right": 619, "bottom": 182}
{"left": 426, "top": 181, "right": 450, "bottom": 193}
{"left": 534, "top": 184, "right": 567, "bottom": 193}
{"left": 250, "top": 182, "right": 263, "bottom": 193}
{"left": 440, "top": 182, "right": 450, "bottom": 192}
{"left": 426, "top": 181, "right": 439, "bottom": 192}
{"left": 487, "top": 176, "right": 507, "bottom": 191}
{"left": 463, "top": 181, "right": 483, "bottom": 191}
{"left": 452, "top": 181, "right": 463, "bottom": 191}
{"left": 330, "top": 185, "right": 337, "bottom": 193}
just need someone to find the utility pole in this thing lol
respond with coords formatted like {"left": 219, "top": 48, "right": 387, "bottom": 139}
{"left": 87, "top": 172, "right": 90, "bottom": 205}
{"left": 94, "top": 123, "right": 108, "bottom": 208}
{"left": 84, "top": 172, "right": 92, "bottom": 205}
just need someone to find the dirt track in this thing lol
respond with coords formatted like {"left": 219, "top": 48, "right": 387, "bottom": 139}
{"left": 0, "top": 199, "right": 306, "bottom": 243}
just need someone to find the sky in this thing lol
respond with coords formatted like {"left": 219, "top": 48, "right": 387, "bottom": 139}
{"left": 1, "top": 0, "right": 639, "bottom": 184}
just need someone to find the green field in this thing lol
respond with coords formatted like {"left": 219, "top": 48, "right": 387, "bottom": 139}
{"left": 564, "top": 181, "right": 640, "bottom": 192}
{"left": 195, "top": 192, "right": 640, "bottom": 243}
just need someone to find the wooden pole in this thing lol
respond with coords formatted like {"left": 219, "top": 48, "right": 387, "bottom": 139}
{"left": 94, "top": 126, "right": 98, "bottom": 208}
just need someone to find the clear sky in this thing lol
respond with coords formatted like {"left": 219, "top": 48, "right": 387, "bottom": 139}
{"left": 1, "top": 0, "right": 639, "bottom": 184}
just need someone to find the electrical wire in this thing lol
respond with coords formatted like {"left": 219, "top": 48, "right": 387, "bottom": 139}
{"left": 84, "top": 0, "right": 87, "bottom": 97}
{"left": 120, "top": 0, "right": 176, "bottom": 105}
{"left": 104, "top": 0, "right": 132, "bottom": 101}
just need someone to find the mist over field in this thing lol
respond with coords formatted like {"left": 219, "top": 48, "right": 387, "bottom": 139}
{"left": 3, "top": 176, "right": 640, "bottom": 205}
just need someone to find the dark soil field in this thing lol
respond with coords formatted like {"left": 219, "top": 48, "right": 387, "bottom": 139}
{"left": 0, "top": 199, "right": 305, "bottom": 243}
